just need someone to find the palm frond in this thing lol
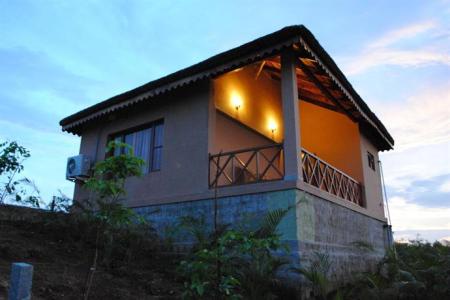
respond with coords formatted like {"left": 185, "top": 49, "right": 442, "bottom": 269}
{"left": 255, "top": 206, "right": 291, "bottom": 238}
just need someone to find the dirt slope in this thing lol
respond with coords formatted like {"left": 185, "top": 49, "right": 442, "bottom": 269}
{"left": 0, "top": 205, "right": 182, "bottom": 300}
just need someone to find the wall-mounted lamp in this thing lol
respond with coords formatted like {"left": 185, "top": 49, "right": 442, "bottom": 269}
{"left": 230, "top": 91, "right": 243, "bottom": 112}
{"left": 268, "top": 119, "right": 277, "bottom": 139}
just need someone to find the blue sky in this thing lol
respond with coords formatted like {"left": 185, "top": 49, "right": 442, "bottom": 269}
{"left": 0, "top": 0, "right": 449, "bottom": 241}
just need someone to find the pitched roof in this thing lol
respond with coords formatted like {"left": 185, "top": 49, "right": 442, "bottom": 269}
{"left": 60, "top": 25, "right": 394, "bottom": 150}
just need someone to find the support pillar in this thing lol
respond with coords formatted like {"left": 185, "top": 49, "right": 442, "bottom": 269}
{"left": 281, "top": 48, "right": 302, "bottom": 182}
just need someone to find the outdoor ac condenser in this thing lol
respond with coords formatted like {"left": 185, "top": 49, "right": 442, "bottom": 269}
{"left": 66, "top": 154, "right": 91, "bottom": 180}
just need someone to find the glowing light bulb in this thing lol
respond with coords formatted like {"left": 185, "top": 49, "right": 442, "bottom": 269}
{"left": 268, "top": 119, "right": 277, "bottom": 133}
{"left": 230, "top": 91, "right": 242, "bottom": 111}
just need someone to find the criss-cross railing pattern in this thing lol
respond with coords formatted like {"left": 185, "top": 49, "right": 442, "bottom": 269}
{"left": 301, "top": 149, "right": 363, "bottom": 206}
{"left": 209, "top": 144, "right": 284, "bottom": 187}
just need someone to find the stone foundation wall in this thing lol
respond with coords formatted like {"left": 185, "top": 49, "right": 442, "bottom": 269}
{"left": 134, "top": 188, "right": 388, "bottom": 283}
{"left": 295, "top": 190, "right": 387, "bottom": 283}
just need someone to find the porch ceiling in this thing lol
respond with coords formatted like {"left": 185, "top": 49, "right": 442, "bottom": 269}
{"left": 262, "top": 56, "right": 358, "bottom": 121}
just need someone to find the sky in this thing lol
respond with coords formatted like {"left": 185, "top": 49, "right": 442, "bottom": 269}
{"left": 0, "top": 0, "right": 449, "bottom": 241}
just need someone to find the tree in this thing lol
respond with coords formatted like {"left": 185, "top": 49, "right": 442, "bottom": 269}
{"left": 0, "top": 141, "right": 31, "bottom": 205}
{"left": 81, "top": 140, "right": 146, "bottom": 300}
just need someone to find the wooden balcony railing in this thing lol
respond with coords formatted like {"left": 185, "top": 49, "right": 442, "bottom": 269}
{"left": 209, "top": 145, "right": 363, "bottom": 206}
{"left": 209, "top": 144, "right": 284, "bottom": 187}
{"left": 301, "top": 149, "right": 363, "bottom": 206}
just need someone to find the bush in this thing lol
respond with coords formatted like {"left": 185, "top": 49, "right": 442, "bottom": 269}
{"left": 178, "top": 208, "right": 291, "bottom": 299}
{"left": 341, "top": 241, "right": 450, "bottom": 300}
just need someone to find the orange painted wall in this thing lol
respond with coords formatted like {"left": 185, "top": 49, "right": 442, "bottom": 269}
{"left": 299, "top": 101, "right": 363, "bottom": 182}
{"left": 213, "top": 64, "right": 284, "bottom": 143}
{"left": 212, "top": 111, "right": 275, "bottom": 153}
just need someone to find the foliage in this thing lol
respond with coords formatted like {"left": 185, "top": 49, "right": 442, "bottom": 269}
{"left": 80, "top": 141, "right": 149, "bottom": 299}
{"left": 0, "top": 141, "right": 30, "bottom": 175}
{"left": 396, "top": 240, "right": 450, "bottom": 299}
{"left": 47, "top": 190, "right": 72, "bottom": 213}
{"left": 293, "top": 252, "right": 331, "bottom": 299}
{"left": 178, "top": 208, "right": 291, "bottom": 299}
{"left": 85, "top": 141, "right": 144, "bottom": 201}
{"left": 0, "top": 141, "right": 35, "bottom": 206}
{"left": 341, "top": 240, "right": 450, "bottom": 300}
{"left": 82, "top": 141, "right": 145, "bottom": 225}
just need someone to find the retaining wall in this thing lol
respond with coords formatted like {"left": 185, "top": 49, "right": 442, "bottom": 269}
{"left": 134, "top": 188, "right": 388, "bottom": 283}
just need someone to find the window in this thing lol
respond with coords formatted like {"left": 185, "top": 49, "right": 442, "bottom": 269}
{"left": 112, "top": 120, "right": 164, "bottom": 173}
{"left": 367, "top": 151, "right": 375, "bottom": 171}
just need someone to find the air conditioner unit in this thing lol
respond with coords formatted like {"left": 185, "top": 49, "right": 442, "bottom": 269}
{"left": 66, "top": 154, "right": 91, "bottom": 180}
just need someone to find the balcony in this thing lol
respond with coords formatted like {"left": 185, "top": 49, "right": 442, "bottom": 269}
{"left": 301, "top": 149, "right": 363, "bottom": 206}
{"left": 209, "top": 144, "right": 284, "bottom": 188}
{"left": 209, "top": 145, "right": 363, "bottom": 206}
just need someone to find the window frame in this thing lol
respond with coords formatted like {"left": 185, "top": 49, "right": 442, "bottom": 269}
{"left": 367, "top": 151, "right": 376, "bottom": 171}
{"left": 108, "top": 119, "right": 164, "bottom": 173}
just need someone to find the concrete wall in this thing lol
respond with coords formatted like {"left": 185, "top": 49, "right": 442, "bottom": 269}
{"left": 213, "top": 63, "right": 284, "bottom": 143}
{"left": 134, "top": 188, "right": 388, "bottom": 283}
{"left": 359, "top": 133, "right": 385, "bottom": 220}
{"left": 299, "top": 100, "right": 363, "bottom": 182}
{"left": 74, "top": 81, "right": 211, "bottom": 207}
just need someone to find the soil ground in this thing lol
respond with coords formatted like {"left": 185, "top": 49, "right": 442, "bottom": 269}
{"left": 0, "top": 205, "right": 183, "bottom": 300}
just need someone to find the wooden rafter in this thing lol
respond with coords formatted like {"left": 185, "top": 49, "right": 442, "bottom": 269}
{"left": 297, "top": 58, "right": 358, "bottom": 122}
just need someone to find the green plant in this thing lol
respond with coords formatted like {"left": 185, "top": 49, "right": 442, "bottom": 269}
{"left": 178, "top": 208, "right": 291, "bottom": 299}
{"left": 293, "top": 251, "right": 331, "bottom": 299}
{"left": 81, "top": 141, "right": 147, "bottom": 299}
{"left": 342, "top": 246, "right": 428, "bottom": 300}
{"left": 0, "top": 141, "right": 33, "bottom": 205}
{"left": 47, "top": 190, "right": 72, "bottom": 213}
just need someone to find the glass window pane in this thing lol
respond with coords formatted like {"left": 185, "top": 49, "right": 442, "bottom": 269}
{"left": 124, "top": 133, "right": 134, "bottom": 155}
{"left": 113, "top": 136, "right": 123, "bottom": 156}
{"left": 152, "top": 147, "right": 162, "bottom": 170}
{"left": 135, "top": 129, "right": 152, "bottom": 173}
{"left": 154, "top": 124, "right": 164, "bottom": 147}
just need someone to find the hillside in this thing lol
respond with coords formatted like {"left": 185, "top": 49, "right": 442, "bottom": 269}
{"left": 0, "top": 205, "right": 182, "bottom": 300}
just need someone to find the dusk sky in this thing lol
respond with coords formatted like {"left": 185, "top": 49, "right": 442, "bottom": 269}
{"left": 1, "top": 1, "right": 449, "bottom": 241}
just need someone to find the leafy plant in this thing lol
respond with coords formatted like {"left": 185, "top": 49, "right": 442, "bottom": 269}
{"left": 47, "top": 190, "right": 72, "bottom": 213}
{"left": 81, "top": 141, "right": 147, "bottom": 299}
{"left": 0, "top": 141, "right": 31, "bottom": 205}
{"left": 293, "top": 251, "right": 332, "bottom": 299}
{"left": 178, "top": 207, "right": 291, "bottom": 299}
{"left": 342, "top": 246, "right": 428, "bottom": 300}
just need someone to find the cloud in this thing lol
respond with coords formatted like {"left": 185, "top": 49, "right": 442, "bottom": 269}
{"left": 376, "top": 83, "right": 450, "bottom": 151}
{"left": 368, "top": 21, "right": 437, "bottom": 49}
{"left": 439, "top": 179, "right": 450, "bottom": 193}
{"left": 342, "top": 21, "right": 450, "bottom": 75}
{"left": 389, "top": 196, "right": 450, "bottom": 231}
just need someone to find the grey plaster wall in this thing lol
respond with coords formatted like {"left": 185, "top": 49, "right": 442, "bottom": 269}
{"left": 74, "top": 81, "right": 211, "bottom": 207}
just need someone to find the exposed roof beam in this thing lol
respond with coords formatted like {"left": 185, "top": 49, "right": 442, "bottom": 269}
{"left": 300, "top": 96, "right": 340, "bottom": 113}
{"left": 255, "top": 60, "right": 266, "bottom": 79}
{"left": 297, "top": 58, "right": 358, "bottom": 122}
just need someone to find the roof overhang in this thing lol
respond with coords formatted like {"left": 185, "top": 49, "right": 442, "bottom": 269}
{"left": 60, "top": 25, "right": 394, "bottom": 150}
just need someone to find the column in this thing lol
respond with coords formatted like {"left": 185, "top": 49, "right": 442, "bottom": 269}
{"left": 281, "top": 48, "right": 302, "bottom": 182}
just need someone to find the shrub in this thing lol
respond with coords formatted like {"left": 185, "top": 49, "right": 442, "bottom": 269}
{"left": 178, "top": 208, "right": 290, "bottom": 299}
{"left": 341, "top": 241, "right": 450, "bottom": 300}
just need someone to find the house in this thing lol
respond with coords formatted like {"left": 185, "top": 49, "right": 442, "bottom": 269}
{"left": 60, "top": 25, "right": 394, "bottom": 280}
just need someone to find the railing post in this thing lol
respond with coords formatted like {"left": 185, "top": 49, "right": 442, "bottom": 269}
{"left": 281, "top": 48, "right": 302, "bottom": 182}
